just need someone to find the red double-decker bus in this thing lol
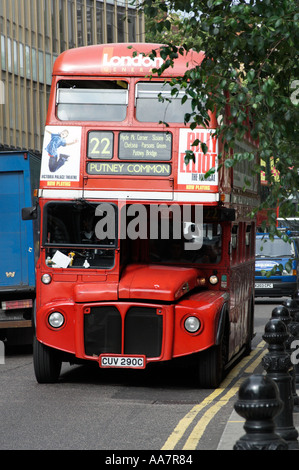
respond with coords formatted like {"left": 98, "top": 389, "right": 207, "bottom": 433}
{"left": 26, "top": 43, "right": 259, "bottom": 387}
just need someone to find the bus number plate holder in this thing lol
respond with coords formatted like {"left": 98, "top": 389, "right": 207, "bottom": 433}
{"left": 99, "top": 354, "right": 146, "bottom": 369}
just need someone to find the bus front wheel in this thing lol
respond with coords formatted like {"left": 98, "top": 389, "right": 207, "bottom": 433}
{"left": 197, "top": 323, "right": 228, "bottom": 388}
{"left": 33, "top": 336, "right": 62, "bottom": 383}
{"left": 197, "top": 344, "right": 224, "bottom": 389}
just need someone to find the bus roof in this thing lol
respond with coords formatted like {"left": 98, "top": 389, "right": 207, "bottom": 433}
{"left": 53, "top": 43, "right": 205, "bottom": 78}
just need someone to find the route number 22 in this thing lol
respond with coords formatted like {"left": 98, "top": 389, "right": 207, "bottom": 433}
{"left": 87, "top": 131, "right": 113, "bottom": 159}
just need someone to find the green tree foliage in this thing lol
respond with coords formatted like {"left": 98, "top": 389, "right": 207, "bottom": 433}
{"left": 144, "top": 2, "right": 202, "bottom": 49}
{"left": 139, "top": 0, "right": 299, "bottom": 227}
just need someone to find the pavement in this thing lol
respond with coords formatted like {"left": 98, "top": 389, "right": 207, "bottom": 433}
{"left": 217, "top": 408, "right": 247, "bottom": 450}
{"left": 218, "top": 406, "right": 299, "bottom": 450}
{"left": 217, "top": 373, "right": 299, "bottom": 450}
{"left": 216, "top": 298, "right": 299, "bottom": 450}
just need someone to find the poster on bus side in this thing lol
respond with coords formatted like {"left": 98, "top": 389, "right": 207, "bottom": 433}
{"left": 40, "top": 125, "right": 81, "bottom": 188}
{"left": 177, "top": 128, "right": 218, "bottom": 192}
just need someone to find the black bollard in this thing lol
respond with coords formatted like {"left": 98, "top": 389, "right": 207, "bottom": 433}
{"left": 234, "top": 375, "right": 288, "bottom": 450}
{"left": 262, "top": 318, "right": 299, "bottom": 449}
{"left": 271, "top": 305, "right": 299, "bottom": 409}
{"left": 283, "top": 298, "right": 299, "bottom": 318}
{"left": 283, "top": 299, "right": 299, "bottom": 385}
{"left": 292, "top": 289, "right": 299, "bottom": 306}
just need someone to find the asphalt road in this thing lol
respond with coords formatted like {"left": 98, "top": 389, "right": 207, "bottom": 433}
{"left": 0, "top": 298, "right": 282, "bottom": 451}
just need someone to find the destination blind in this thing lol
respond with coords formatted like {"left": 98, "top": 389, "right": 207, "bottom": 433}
{"left": 118, "top": 132, "right": 172, "bottom": 160}
{"left": 87, "top": 161, "right": 171, "bottom": 176}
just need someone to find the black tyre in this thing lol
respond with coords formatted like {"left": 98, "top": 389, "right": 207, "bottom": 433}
{"left": 198, "top": 316, "right": 229, "bottom": 388}
{"left": 198, "top": 344, "right": 224, "bottom": 388}
{"left": 33, "top": 336, "right": 62, "bottom": 383}
{"left": 245, "top": 297, "right": 254, "bottom": 355}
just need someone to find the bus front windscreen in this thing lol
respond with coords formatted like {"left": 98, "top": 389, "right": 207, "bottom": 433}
{"left": 43, "top": 201, "right": 117, "bottom": 269}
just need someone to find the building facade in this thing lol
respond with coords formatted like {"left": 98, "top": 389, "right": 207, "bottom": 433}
{"left": 0, "top": 0, "right": 145, "bottom": 154}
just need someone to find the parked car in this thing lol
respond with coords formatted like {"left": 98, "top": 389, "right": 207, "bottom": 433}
{"left": 255, "top": 233, "right": 298, "bottom": 298}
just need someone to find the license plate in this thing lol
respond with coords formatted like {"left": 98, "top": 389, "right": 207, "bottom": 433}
{"left": 99, "top": 354, "right": 145, "bottom": 369}
{"left": 255, "top": 283, "right": 273, "bottom": 288}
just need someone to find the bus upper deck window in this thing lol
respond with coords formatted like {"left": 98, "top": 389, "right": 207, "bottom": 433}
{"left": 56, "top": 80, "right": 128, "bottom": 122}
{"left": 135, "top": 82, "right": 193, "bottom": 123}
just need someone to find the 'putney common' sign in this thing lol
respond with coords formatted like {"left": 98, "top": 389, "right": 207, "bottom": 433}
{"left": 87, "top": 162, "right": 171, "bottom": 176}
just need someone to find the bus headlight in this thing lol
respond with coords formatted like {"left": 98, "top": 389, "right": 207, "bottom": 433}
{"left": 41, "top": 273, "right": 52, "bottom": 284}
{"left": 48, "top": 311, "right": 65, "bottom": 328}
{"left": 184, "top": 316, "right": 201, "bottom": 333}
{"left": 209, "top": 275, "right": 218, "bottom": 285}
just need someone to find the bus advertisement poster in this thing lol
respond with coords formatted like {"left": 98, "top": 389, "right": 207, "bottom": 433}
{"left": 40, "top": 125, "right": 82, "bottom": 187}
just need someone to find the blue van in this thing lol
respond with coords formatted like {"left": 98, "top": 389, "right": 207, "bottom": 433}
{"left": 255, "top": 233, "right": 298, "bottom": 298}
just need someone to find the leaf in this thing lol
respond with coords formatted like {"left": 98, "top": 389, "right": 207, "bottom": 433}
{"left": 275, "top": 18, "right": 283, "bottom": 28}
{"left": 213, "top": 16, "right": 223, "bottom": 24}
{"left": 247, "top": 69, "right": 255, "bottom": 83}
{"left": 181, "top": 94, "right": 188, "bottom": 105}
{"left": 201, "top": 142, "right": 208, "bottom": 154}
{"left": 285, "top": 261, "right": 292, "bottom": 273}
{"left": 237, "top": 93, "right": 247, "bottom": 103}
{"left": 224, "top": 159, "right": 234, "bottom": 168}
{"left": 165, "top": 20, "right": 171, "bottom": 31}
{"left": 266, "top": 95, "right": 275, "bottom": 107}
{"left": 184, "top": 150, "right": 195, "bottom": 164}
{"left": 255, "top": 95, "right": 264, "bottom": 103}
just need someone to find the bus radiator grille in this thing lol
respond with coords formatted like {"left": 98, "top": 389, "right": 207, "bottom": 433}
{"left": 84, "top": 306, "right": 121, "bottom": 357}
{"left": 84, "top": 306, "right": 162, "bottom": 358}
{"left": 124, "top": 307, "right": 162, "bottom": 358}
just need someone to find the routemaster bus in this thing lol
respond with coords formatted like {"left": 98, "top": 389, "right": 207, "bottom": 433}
{"left": 23, "top": 43, "right": 259, "bottom": 387}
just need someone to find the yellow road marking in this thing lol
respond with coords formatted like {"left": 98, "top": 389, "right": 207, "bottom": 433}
{"left": 183, "top": 379, "right": 243, "bottom": 449}
{"left": 161, "top": 341, "right": 266, "bottom": 450}
{"left": 245, "top": 347, "right": 266, "bottom": 374}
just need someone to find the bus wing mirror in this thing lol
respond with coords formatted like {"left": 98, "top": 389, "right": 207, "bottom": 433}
{"left": 220, "top": 208, "right": 235, "bottom": 221}
{"left": 22, "top": 205, "right": 37, "bottom": 220}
